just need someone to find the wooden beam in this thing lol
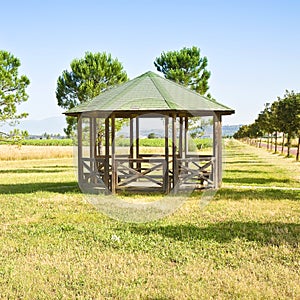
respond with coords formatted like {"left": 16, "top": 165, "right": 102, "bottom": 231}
{"left": 89, "top": 117, "right": 95, "bottom": 177}
{"left": 111, "top": 114, "right": 116, "bottom": 194}
{"left": 184, "top": 117, "right": 188, "bottom": 157}
{"left": 172, "top": 114, "right": 178, "bottom": 192}
{"left": 179, "top": 116, "right": 183, "bottom": 158}
{"left": 104, "top": 117, "right": 110, "bottom": 191}
{"left": 78, "top": 116, "right": 83, "bottom": 183}
{"left": 213, "top": 113, "right": 222, "bottom": 188}
{"left": 129, "top": 117, "right": 134, "bottom": 168}
{"left": 136, "top": 116, "right": 140, "bottom": 172}
{"left": 164, "top": 116, "right": 169, "bottom": 193}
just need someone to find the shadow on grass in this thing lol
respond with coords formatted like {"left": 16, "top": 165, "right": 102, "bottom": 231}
{"left": 222, "top": 176, "right": 292, "bottom": 185}
{"left": 224, "top": 169, "right": 269, "bottom": 174}
{"left": 214, "top": 188, "right": 300, "bottom": 201}
{"left": 0, "top": 168, "right": 72, "bottom": 174}
{"left": 0, "top": 181, "right": 79, "bottom": 194}
{"left": 224, "top": 161, "right": 272, "bottom": 166}
{"left": 130, "top": 221, "right": 300, "bottom": 246}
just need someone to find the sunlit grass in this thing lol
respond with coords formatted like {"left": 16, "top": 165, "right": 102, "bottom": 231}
{"left": 0, "top": 139, "right": 299, "bottom": 299}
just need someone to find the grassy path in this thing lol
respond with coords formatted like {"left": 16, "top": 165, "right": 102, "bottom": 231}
{"left": 223, "top": 139, "right": 300, "bottom": 188}
{"left": 0, "top": 140, "right": 299, "bottom": 299}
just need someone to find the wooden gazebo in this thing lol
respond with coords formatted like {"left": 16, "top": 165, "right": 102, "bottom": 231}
{"left": 64, "top": 71, "right": 234, "bottom": 194}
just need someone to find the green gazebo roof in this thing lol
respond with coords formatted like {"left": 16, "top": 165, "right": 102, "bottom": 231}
{"left": 64, "top": 71, "right": 234, "bottom": 117}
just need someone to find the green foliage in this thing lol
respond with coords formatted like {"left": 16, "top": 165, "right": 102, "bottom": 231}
{"left": 0, "top": 50, "right": 30, "bottom": 143}
{"left": 0, "top": 138, "right": 73, "bottom": 146}
{"left": 20, "top": 138, "right": 73, "bottom": 146}
{"left": 115, "top": 137, "right": 212, "bottom": 150}
{"left": 154, "top": 46, "right": 211, "bottom": 95}
{"left": 0, "top": 50, "right": 30, "bottom": 123}
{"left": 189, "top": 117, "right": 212, "bottom": 139}
{"left": 56, "top": 52, "right": 128, "bottom": 136}
{"left": 147, "top": 132, "right": 157, "bottom": 139}
{"left": 0, "top": 129, "right": 28, "bottom": 145}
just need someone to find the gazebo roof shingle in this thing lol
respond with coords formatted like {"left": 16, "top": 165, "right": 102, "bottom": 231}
{"left": 64, "top": 71, "right": 234, "bottom": 116}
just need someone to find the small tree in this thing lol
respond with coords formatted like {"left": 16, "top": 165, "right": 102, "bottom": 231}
{"left": 233, "top": 124, "right": 251, "bottom": 140}
{"left": 147, "top": 132, "right": 157, "bottom": 139}
{"left": 0, "top": 50, "right": 30, "bottom": 143}
{"left": 276, "top": 90, "right": 300, "bottom": 157}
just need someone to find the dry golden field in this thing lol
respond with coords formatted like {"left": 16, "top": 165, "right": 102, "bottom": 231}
{"left": 0, "top": 145, "right": 74, "bottom": 160}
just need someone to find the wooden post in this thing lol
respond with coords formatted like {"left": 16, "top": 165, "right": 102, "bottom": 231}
{"left": 172, "top": 114, "right": 178, "bottom": 191}
{"left": 129, "top": 117, "right": 134, "bottom": 168}
{"left": 78, "top": 116, "right": 83, "bottom": 183}
{"left": 184, "top": 117, "right": 189, "bottom": 156}
{"left": 179, "top": 117, "right": 183, "bottom": 158}
{"left": 213, "top": 113, "right": 222, "bottom": 188}
{"left": 164, "top": 116, "right": 170, "bottom": 193}
{"left": 111, "top": 114, "right": 116, "bottom": 194}
{"left": 89, "top": 117, "right": 95, "bottom": 180}
{"left": 104, "top": 117, "right": 110, "bottom": 191}
{"left": 136, "top": 116, "right": 140, "bottom": 172}
{"left": 184, "top": 117, "right": 188, "bottom": 170}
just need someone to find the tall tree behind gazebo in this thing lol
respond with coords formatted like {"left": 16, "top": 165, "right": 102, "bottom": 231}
{"left": 155, "top": 46, "right": 213, "bottom": 137}
{"left": 56, "top": 51, "right": 128, "bottom": 137}
{"left": 154, "top": 46, "right": 211, "bottom": 96}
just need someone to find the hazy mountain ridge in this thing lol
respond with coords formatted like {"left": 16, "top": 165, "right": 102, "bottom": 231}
{"left": 1, "top": 116, "right": 242, "bottom": 137}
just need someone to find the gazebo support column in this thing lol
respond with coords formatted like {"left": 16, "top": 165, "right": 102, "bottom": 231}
{"left": 172, "top": 114, "right": 178, "bottom": 191}
{"left": 104, "top": 117, "right": 110, "bottom": 192}
{"left": 111, "top": 114, "right": 116, "bottom": 194}
{"left": 213, "top": 113, "right": 222, "bottom": 188}
{"left": 136, "top": 116, "right": 140, "bottom": 172}
{"left": 179, "top": 117, "right": 183, "bottom": 158}
{"left": 129, "top": 117, "right": 134, "bottom": 169}
{"left": 164, "top": 116, "right": 170, "bottom": 193}
{"left": 184, "top": 117, "right": 188, "bottom": 169}
{"left": 78, "top": 116, "right": 83, "bottom": 183}
{"left": 90, "top": 117, "right": 96, "bottom": 181}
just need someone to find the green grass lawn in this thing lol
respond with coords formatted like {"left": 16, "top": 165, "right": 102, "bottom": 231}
{"left": 0, "top": 140, "right": 299, "bottom": 299}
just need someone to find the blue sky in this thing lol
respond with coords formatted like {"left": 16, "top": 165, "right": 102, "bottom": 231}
{"left": 2, "top": 0, "right": 300, "bottom": 126}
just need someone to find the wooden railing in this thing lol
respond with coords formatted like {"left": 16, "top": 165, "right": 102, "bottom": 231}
{"left": 114, "top": 158, "right": 166, "bottom": 190}
{"left": 79, "top": 154, "right": 215, "bottom": 192}
{"left": 177, "top": 155, "right": 215, "bottom": 189}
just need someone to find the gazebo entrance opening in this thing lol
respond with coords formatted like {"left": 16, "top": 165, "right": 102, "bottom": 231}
{"left": 77, "top": 112, "right": 220, "bottom": 194}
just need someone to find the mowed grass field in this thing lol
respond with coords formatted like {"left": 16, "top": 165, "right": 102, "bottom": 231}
{"left": 0, "top": 140, "right": 299, "bottom": 299}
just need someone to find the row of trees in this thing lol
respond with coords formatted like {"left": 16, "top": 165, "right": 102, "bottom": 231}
{"left": 234, "top": 91, "right": 300, "bottom": 160}
{"left": 0, "top": 47, "right": 212, "bottom": 142}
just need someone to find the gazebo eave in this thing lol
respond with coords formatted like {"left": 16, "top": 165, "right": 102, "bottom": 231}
{"left": 64, "top": 108, "right": 235, "bottom": 119}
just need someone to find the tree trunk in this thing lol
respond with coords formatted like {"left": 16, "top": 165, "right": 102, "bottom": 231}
{"left": 274, "top": 132, "right": 278, "bottom": 153}
{"left": 270, "top": 133, "right": 273, "bottom": 151}
{"left": 281, "top": 133, "right": 285, "bottom": 155}
{"left": 267, "top": 134, "right": 270, "bottom": 150}
{"left": 296, "top": 136, "right": 300, "bottom": 161}
{"left": 287, "top": 134, "right": 291, "bottom": 157}
{"left": 259, "top": 138, "right": 262, "bottom": 148}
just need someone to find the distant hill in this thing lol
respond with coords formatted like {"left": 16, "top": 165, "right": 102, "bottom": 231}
{"left": 222, "top": 125, "right": 242, "bottom": 137}
{"left": 1, "top": 116, "right": 242, "bottom": 137}
{"left": 1, "top": 116, "right": 67, "bottom": 135}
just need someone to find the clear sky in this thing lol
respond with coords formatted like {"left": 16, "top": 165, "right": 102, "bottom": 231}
{"left": 2, "top": 0, "right": 300, "bottom": 126}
